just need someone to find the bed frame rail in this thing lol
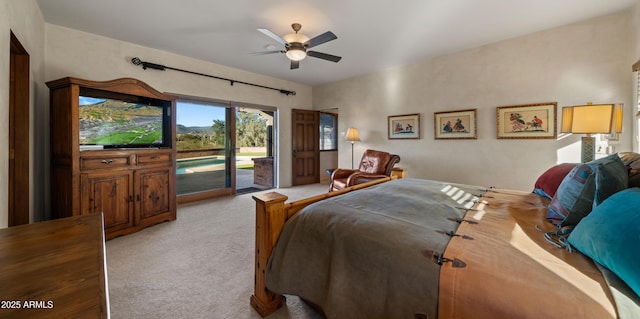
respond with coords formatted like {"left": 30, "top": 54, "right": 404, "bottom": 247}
{"left": 250, "top": 176, "right": 397, "bottom": 317}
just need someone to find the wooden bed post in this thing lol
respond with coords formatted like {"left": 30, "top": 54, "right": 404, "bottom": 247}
{"left": 251, "top": 192, "right": 288, "bottom": 317}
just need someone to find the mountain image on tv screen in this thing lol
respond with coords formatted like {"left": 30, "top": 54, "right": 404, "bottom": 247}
{"left": 79, "top": 96, "right": 164, "bottom": 146}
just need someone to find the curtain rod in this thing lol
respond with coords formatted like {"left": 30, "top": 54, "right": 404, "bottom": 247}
{"left": 130, "top": 57, "right": 296, "bottom": 96}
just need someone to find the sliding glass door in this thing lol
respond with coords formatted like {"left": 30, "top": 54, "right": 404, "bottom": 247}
{"left": 235, "top": 107, "right": 275, "bottom": 194}
{"left": 175, "top": 100, "right": 232, "bottom": 197}
{"left": 175, "top": 99, "right": 276, "bottom": 200}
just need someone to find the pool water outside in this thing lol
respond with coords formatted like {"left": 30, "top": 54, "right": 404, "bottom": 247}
{"left": 176, "top": 156, "right": 226, "bottom": 174}
{"left": 176, "top": 156, "right": 256, "bottom": 174}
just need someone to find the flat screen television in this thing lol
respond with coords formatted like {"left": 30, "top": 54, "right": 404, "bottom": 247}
{"left": 78, "top": 88, "right": 172, "bottom": 149}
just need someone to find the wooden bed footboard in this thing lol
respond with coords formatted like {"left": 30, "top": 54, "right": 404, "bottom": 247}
{"left": 250, "top": 176, "right": 398, "bottom": 317}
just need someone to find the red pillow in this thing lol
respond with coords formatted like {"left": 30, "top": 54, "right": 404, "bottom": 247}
{"left": 533, "top": 163, "right": 578, "bottom": 199}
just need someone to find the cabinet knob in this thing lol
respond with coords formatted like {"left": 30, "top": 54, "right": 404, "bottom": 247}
{"left": 101, "top": 159, "right": 114, "bottom": 164}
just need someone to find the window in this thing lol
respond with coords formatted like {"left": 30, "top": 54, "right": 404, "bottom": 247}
{"left": 320, "top": 112, "right": 338, "bottom": 151}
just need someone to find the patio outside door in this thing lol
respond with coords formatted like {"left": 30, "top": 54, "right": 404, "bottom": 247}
{"left": 175, "top": 100, "right": 276, "bottom": 202}
{"left": 235, "top": 107, "right": 275, "bottom": 194}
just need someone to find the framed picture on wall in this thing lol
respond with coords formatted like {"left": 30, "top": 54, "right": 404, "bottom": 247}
{"left": 434, "top": 109, "right": 477, "bottom": 139}
{"left": 388, "top": 113, "right": 420, "bottom": 139}
{"left": 496, "top": 102, "right": 557, "bottom": 139}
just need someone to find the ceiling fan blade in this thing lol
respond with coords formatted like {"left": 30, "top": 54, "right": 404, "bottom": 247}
{"left": 290, "top": 60, "right": 300, "bottom": 70}
{"left": 304, "top": 31, "right": 337, "bottom": 48}
{"left": 257, "top": 28, "right": 288, "bottom": 46}
{"left": 249, "top": 50, "right": 283, "bottom": 55}
{"left": 307, "top": 51, "right": 342, "bottom": 62}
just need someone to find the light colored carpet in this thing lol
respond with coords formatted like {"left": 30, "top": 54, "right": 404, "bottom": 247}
{"left": 106, "top": 183, "right": 328, "bottom": 319}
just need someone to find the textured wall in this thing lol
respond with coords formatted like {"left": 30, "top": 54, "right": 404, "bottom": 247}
{"left": 314, "top": 12, "right": 634, "bottom": 191}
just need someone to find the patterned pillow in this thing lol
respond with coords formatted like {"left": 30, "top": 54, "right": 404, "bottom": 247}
{"left": 568, "top": 187, "right": 640, "bottom": 298}
{"left": 546, "top": 153, "right": 628, "bottom": 227}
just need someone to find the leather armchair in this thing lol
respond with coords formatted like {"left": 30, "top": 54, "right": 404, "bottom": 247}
{"left": 329, "top": 149, "right": 401, "bottom": 192}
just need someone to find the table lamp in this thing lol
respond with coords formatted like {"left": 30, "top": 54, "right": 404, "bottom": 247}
{"left": 561, "top": 103, "right": 623, "bottom": 163}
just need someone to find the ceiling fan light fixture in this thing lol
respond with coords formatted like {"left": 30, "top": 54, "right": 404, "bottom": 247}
{"left": 283, "top": 33, "right": 309, "bottom": 44}
{"left": 255, "top": 23, "right": 341, "bottom": 68}
{"left": 286, "top": 47, "right": 307, "bottom": 61}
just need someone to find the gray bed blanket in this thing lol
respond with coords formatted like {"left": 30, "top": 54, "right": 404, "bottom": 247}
{"left": 596, "top": 263, "right": 640, "bottom": 319}
{"left": 265, "top": 178, "right": 485, "bottom": 319}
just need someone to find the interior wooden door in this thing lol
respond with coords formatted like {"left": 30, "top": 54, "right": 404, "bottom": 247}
{"left": 292, "top": 109, "right": 319, "bottom": 185}
{"left": 9, "top": 32, "right": 30, "bottom": 226}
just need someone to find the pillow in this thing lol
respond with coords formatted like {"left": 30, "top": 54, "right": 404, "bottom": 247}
{"left": 629, "top": 168, "right": 640, "bottom": 188}
{"left": 568, "top": 187, "right": 640, "bottom": 298}
{"left": 546, "top": 153, "right": 628, "bottom": 227}
{"left": 619, "top": 152, "right": 640, "bottom": 188}
{"left": 533, "top": 163, "right": 578, "bottom": 199}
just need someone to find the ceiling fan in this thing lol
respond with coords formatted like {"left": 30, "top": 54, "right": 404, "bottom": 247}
{"left": 253, "top": 23, "right": 341, "bottom": 69}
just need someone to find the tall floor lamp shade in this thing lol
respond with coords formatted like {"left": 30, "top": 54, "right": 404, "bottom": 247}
{"left": 345, "top": 128, "right": 361, "bottom": 169}
{"left": 561, "top": 103, "right": 623, "bottom": 163}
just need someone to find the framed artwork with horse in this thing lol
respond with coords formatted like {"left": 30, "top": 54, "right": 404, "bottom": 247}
{"left": 496, "top": 102, "right": 557, "bottom": 139}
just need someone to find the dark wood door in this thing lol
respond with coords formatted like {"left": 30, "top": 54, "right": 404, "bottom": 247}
{"left": 9, "top": 32, "right": 30, "bottom": 226}
{"left": 292, "top": 109, "right": 319, "bottom": 185}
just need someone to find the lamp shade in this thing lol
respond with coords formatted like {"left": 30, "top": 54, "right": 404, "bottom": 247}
{"left": 560, "top": 104, "right": 623, "bottom": 134}
{"left": 560, "top": 107, "right": 574, "bottom": 133}
{"left": 345, "top": 128, "right": 361, "bottom": 142}
{"left": 611, "top": 104, "right": 623, "bottom": 134}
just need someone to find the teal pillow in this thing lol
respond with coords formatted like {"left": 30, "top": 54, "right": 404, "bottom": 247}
{"left": 547, "top": 154, "right": 628, "bottom": 227}
{"left": 568, "top": 187, "right": 640, "bottom": 298}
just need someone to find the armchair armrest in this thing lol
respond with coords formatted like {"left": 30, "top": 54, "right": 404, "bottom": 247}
{"left": 347, "top": 172, "right": 391, "bottom": 186}
{"left": 331, "top": 168, "right": 359, "bottom": 180}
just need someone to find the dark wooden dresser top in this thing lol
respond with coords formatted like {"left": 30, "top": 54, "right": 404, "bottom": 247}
{"left": 0, "top": 213, "right": 109, "bottom": 318}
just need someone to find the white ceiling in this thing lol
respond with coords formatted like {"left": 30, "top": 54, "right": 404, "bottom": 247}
{"left": 36, "top": 0, "right": 636, "bottom": 86}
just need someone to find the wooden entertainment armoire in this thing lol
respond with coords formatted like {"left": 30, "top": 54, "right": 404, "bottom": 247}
{"left": 47, "top": 77, "right": 177, "bottom": 239}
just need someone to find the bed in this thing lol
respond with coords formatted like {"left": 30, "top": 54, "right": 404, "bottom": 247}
{"left": 250, "top": 153, "right": 640, "bottom": 319}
